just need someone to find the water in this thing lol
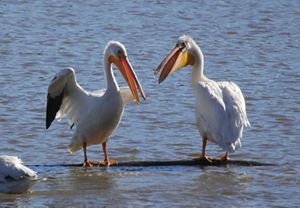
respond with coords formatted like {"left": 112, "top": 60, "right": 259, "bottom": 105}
{"left": 0, "top": 0, "right": 300, "bottom": 207}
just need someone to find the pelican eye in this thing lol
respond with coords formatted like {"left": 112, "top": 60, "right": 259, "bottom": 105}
{"left": 117, "top": 50, "right": 124, "bottom": 58}
{"left": 177, "top": 42, "right": 186, "bottom": 50}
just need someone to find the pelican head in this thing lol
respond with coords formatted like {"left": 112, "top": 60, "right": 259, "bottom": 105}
{"left": 155, "top": 35, "right": 200, "bottom": 83}
{"left": 105, "top": 41, "right": 146, "bottom": 102}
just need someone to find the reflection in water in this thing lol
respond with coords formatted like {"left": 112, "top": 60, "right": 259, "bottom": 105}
{"left": 196, "top": 168, "right": 252, "bottom": 196}
{"left": 0, "top": 193, "right": 20, "bottom": 207}
{"left": 69, "top": 168, "right": 115, "bottom": 194}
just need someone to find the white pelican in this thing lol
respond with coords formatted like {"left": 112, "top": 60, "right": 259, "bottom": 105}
{"left": 155, "top": 35, "right": 250, "bottom": 162}
{"left": 46, "top": 41, "right": 146, "bottom": 167}
{"left": 0, "top": 156, "right": 37, "bottom": 194}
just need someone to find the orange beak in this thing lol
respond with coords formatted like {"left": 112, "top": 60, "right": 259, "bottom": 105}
{"left": 154, "top": 45, "right": 194, "bottom": 83}
{"left": 110, "top": 54, "right": 146, "bottom": 103}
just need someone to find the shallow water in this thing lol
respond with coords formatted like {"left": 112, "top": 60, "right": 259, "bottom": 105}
{"left": 1, "top": 0, "right": 300, "bottom": 207}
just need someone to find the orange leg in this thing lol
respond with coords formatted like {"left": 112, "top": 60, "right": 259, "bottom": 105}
{"left": 99, "top": 141, "right": 117, "bottom": 167}
{"left": 217, "top": 152, "right": 229, "bottom": 162}
{"left": 82, "top": 142, "right": 98, "bottom": 167}
{"left": 201, "top": 136, "right": 212, "bottom": 163}
{"left": 82, "top": 142, "right": 94, "bottom": 167}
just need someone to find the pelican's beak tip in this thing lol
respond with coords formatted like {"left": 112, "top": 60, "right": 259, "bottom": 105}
{"left": 140, "top": 92, "right": 146, "bottom": 101}
{"left": 158, "top": 76, "right": 165, "bottom": 84}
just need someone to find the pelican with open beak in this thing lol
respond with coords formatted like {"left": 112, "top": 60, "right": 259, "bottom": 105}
{"left": 46, "top": 41, "right": 146, "bottom": 167}
{"left": 155, "top": 35, "right": 250, "bottom": 162}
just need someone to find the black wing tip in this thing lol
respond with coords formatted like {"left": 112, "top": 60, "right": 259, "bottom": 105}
{"left": 46, "top": 121, "right": 51, "bottom": 129}
{"left": 46, "top": 112, "right": 54, "bottom": 129}
{"left": 46, "top": 91, "right": 64, "bottom": 130}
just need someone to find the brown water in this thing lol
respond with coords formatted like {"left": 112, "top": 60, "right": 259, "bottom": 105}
{"left": 0, "top": 0, "right": 300, "bottom": 207}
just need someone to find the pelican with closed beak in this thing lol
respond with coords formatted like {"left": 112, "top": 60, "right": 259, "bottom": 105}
{"left": 46, "top": 41, "right": 146, "bottom": 167}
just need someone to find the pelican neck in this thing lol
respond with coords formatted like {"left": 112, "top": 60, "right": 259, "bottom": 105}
{"left": 191, "top": 47, "right": 207, "bottom": 86}
{"left": 104, "top": 60, "right": 120, "bottom": 92}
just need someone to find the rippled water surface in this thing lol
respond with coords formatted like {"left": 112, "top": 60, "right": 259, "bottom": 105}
{"left": 1, "top": 0, "right": 300, "bottom": 207}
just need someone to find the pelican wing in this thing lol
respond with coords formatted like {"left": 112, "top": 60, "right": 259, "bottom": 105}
{"left": 92, "top": 87, "right": 136, "bottom": 105}
{"left": 46, "top": 88, "right": 65, "bottom": 129}
{"left": 91, "top": 87, "right": 136, "bottom": 106}
{"left": 119, "top": 87, "right": 137, "bottom": 104}
{"left": 194, "top": 81, "right": 225, "bottom": 142}
{"left": 46, "top": 68, "right": 136, "bottom": 131}
{"left": 218, "top": 81, "right": 250, "bottom": 128}
{"left": 46, "top": 68, "right": 90, "bottom": 129}
{"left": 90, "top": 89, "right": 105, "bottom": 97}
{"left": 194, "top": 81, "right": 249, "bottom": 152}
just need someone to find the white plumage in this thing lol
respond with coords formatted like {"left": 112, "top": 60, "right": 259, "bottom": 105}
{"left": 0, "top": 156, "right": 37, "bottom": 194}
{"left": 48, "top": 69, "right": 135, "bottom": 153}
{"left": 46, "top": 41, "right": 145, "bottom": 166}
{"left": 195, "top": 81, "right": 250, "bottom": 153}
{"left": 155, "top": 35, "right": 250, "bottom": 161}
